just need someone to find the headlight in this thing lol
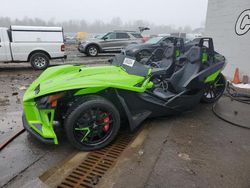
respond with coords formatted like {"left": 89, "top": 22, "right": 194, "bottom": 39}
{"left": 79, "top": 41, "right": 86, "bottom": 45}
{"left": 36, "top": 92, "right": 66, "bottom": 109}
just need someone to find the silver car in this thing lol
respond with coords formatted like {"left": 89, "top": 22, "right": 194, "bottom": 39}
{"left": 78, "top": 31, "right": 143, "bottom": 56}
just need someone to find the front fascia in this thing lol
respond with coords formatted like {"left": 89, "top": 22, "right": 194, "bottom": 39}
{"left": 23, "top": 100, "right": 58, "bottom": 144}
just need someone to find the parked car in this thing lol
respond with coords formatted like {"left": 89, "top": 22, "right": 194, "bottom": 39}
{"left": 0, "top": 25, "right": 66, "bottom": 70}
{"left": 78, "top": 30, "right": 144, "bottom": 57}
{"left": 123, "top": 36, "right": 185, "bottom": 61}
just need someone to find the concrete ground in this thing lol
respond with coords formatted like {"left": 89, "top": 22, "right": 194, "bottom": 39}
{"left": 99, "top": 100, "right": 250, "bottom": 188}
{"left": 1, "top": 45, "right": 250, "bottom": 188}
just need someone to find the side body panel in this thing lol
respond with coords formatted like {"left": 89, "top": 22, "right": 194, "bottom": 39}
{"left": 23, "top": 100, "right": 58, "bottom": 144}
{"left": 11, "top": 42, "right": 65, "bottom": 61}
{"left": 10, "top": 26, "right": 65, "bottom": 61}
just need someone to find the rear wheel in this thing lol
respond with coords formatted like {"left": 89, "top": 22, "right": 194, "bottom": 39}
{"left": 201, "top": 73, "right": 226, "bottom": 103}
{"left": 30, "top": 52, "right": 50, "bottom": 70}
{"left": 64, "top": 97, "right": 120, "bottom": 151}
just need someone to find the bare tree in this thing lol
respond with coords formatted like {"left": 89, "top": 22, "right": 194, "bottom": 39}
{"left": 0, "top": 16, "right": 202, "bottom": 34}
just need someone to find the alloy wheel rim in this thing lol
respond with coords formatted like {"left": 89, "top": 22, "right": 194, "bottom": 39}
{"left": 203, "top": 74, "right": 225, "bottom": 100}
{"left": 89, "top": 47, "right": 97, "bottom": 56}
{"left": 73, "top": 107, "right": 114, "bottom": 146}
{"left": 34, "top": 57, "right": 46, "bottom": 68}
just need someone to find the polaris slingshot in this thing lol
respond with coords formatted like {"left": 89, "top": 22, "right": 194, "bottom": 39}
{"left": 22, "top": 44, "right": 226, "bottom": 151}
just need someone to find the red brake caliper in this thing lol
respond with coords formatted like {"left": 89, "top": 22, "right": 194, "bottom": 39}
{"left": 103, "top": 115, "right": 110, "bottom": 132}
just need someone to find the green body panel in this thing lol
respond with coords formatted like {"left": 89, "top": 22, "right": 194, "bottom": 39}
{"left": 202, "top": 53, "right": 208, "bottom": 63}
{"left": 23, "top": 65, "right": 150, "bottom": 102}
{"left": 74, "top": 87, "right": 107, "bottom": 96}
{"left": 23, "top": 64, "right": 152, "bottom": 144}
{"left": 176, "top": 50, "right": 180, "bottom": 57}
{"left": 205, "top": 69, "right": 221, "bottom": 83}
{"left": 23, "top": 101, "right": 58, "bottom": 144}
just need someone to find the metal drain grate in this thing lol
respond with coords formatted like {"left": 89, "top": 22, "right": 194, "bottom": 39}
{"left": 58, "top": 133, "right": 134, "bottom": 188}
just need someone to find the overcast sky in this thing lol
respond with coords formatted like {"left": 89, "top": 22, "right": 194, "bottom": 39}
{"left": 1, "top": 0, "right": 208, "bottom": 28}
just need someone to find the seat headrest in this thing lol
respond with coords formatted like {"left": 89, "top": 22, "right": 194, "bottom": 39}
{"left": 163, "top": 45, "right": 175, "bottom": 59}
{"left": 186, "top": 46, "right": 202, "bottom": 63}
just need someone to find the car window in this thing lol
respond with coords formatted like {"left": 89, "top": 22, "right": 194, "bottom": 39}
{"left": 145, "top": 36, "right": 163, "bottom": 44}
{"left": 163, "top": 38, "right": 173, "bottom": 43}
{"left": 117, "top": 33, "right": 130, "bottom": 39}
{"left": 105, "top": 32, "right": 117, "bottom": 39}
{"left": 131, "top": 33, "right": 143, "bottom": 38}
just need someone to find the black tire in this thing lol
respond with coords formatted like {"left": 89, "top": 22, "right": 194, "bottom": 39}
{"left": 86, "top": 45, "right": 99, "bottom": 57}
{"left": 64, "top": 96, "right": 120, "bottom": 151}
{"left": 201, "top": 73, "right": 226, "bottom": 103}
{"left": 30, "top": 52, "right": 50, "bottom": 70}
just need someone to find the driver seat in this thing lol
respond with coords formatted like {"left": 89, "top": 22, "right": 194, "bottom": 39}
{"left": 151, "top": 45, "right": 176, "bottom": 78}
{"left": 156, "top": 44, "right": 175, "bottom": 68}
{"left": 153, "top": 46, "right": 202, "bottom": 99}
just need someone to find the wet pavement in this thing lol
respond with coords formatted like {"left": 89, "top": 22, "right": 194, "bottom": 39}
{"left": 0, "top": 70, "right": 41, "bottom": 146}
{"left": 99, "top": 101, "right": 250, "bottom": 188}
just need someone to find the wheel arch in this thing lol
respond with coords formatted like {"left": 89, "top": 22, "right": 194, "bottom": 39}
{"left": 28, "top": 50, "right": 51, "bottom": 62}
{"left": 98, "top": 89, "right": 147, "bottom": 131}
{"left": 62, "top": 90, "right": 134, "bottom": 131}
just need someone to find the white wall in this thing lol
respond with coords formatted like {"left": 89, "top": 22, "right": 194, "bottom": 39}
{"left": 205, "top": 0, "right": 250, "bottom": 78}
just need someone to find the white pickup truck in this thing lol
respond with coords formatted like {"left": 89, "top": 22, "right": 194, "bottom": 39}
{"left": 0, "top": 25, "right": 66, "bottom": 70}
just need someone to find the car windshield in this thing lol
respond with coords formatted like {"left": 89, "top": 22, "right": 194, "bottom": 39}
{"left": 145, "top": 36, "right": 163, "bottom": 44}
{"left": 112, "top": 54, "right": 150, "bottom": 77}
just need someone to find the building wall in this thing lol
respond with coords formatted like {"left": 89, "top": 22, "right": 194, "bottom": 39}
{"left": 205, "top": 0, "right": 250, "bottom": 78}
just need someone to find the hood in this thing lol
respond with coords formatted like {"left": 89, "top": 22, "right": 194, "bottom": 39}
{"left": 125, "top": 43, "right": 153, "bottom": 52}
{"left": 23, "top": 65, "right": 145, "bottom": 102}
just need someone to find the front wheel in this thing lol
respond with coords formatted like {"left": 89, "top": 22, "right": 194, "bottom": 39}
{"left": 86, "top": 45, "right": 99, "bottom": 57}
{"left": 30, "top": 53, "right": 50, "bottom": 70}
{"left": 64, "top": 97, "right": 120, "bottom": 151}
{"left": 201, "top": 73, "right": 226, "bottom": 103}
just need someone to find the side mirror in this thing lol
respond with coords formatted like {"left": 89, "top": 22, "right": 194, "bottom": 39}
{"left": 103, "top": 37, "right": 108, "bottom": 40}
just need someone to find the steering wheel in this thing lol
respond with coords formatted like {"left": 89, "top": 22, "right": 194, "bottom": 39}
{"left": 149, "top": 62, "right": 160, "bottom": 68}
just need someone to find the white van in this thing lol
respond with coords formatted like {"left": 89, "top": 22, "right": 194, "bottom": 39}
{"left": 0, "top": 25, "right": 66, "bottom": 70}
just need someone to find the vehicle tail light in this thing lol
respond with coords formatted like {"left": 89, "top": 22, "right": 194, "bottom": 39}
{"left": 61, "top": 44, "right": 65, "bottom": 52}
